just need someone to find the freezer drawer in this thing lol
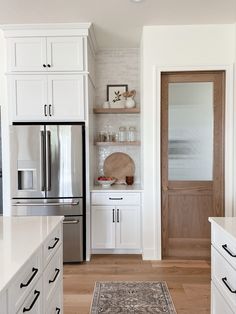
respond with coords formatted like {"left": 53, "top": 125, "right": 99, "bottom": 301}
{"left": 63, "top": 216, "right": 83, "bottom": 262}
{"left": 12, "top": 198, "right": 83, "bottom": 216}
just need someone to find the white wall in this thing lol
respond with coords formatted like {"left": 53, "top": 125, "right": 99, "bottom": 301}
{"left": 141, "top": 24, "right": 236, "bottom": 260}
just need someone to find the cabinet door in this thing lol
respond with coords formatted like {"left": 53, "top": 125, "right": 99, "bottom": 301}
{"left": 9, "top": 75, "right": 48, "bottom": 121}
{"left": 92, "top": 206, "right": 116, "bottom": 249}
{"left": 47, "top": 75, "right": 84, "bottom": 121}
{"left": 0, "top": 291, "right": 7, "bottom": 314}
{"left": 47, "top": 36, "right": 84, "bottom": 71}
{"left": 7, "top": 37, "right": 47, "bottom": 72}
{"left": 116, "top": 205, "right": 140, "bottom": 249}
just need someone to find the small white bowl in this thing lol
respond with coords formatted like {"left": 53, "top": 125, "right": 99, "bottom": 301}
{"left": 97, "top": 179, "right": 116, "bottom": 188}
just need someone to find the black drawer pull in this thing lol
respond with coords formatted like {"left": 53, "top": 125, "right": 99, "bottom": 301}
{"left": 47, "top": 64, "right": 51, "bottom": 68}
{"left": 56, "top": 308, "right": 61, "bottom": 314}
{"left": 23, "top": 290, "right": 40, "bottom": 312}
{"left": 109, "top": 197, "right": 123, "bottom": 200}
{"left": 49, "top": 268, "right": 60, "bottom": 284}
{"left": 48, "top": 237, "right": 59, "bottom": 250}
{"left": 49, "top": 104, "right": 52, "bottom": 116}
{"left": 222, "top": 277, "right": 236, "bottom": 293}
{"left": 222, "top": 244, "right": 236, "bottom": 257}
{"left": 117, "top": 208, "right": 120, "bottom": 223}
{"left": 44, "top": 104, "right": 47, "bottom": 116}
{"left": 43, "top": 64, "right": 47, "bottom": 68}
{"left": 112, "top": 209, "right": 115, "bottom": 223}
{"left": 20, "top": 267, "right": 38, "bottom": 288}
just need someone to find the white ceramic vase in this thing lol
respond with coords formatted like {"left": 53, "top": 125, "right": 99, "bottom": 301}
{"left": 125, "top": 97, "right": 135, "bottom": 108}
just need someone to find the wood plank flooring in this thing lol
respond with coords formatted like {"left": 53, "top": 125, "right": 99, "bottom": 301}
{"left": 63, "top": 255, "right": 211, "bottom": 314}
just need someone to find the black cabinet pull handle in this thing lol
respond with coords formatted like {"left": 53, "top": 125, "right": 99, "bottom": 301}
{"left": 48, "top": 237, "right": 59, "bottom": 250}
{"left": 43, "top": 64, "right": 47, "bottom": 67}
{"left": 222, "top": 244, "right": 236, "bottom": 257}
{"left": 49, "top": 104, "right": 52, "bottom": 116}
{"left": 112, "top": 209, "right": 115, "bottom": 223}
{"left": 20, "top": 267, "right": 38, "bottom": 288}
{"left": 109, "top": 197, "right": 123, "bottom": 200}
{"left": 117, "top": 208, "right": 120, "bottom": 223}
{"left": 47, "top": 64, "right": 51, "bottom": 68}
{"left": 49, "top": 268, "right": 60, "bottom": 284}
{"left": 23, "top": 290, "right": 40, "bottom": 312}
{"left": 56, "top": 308, "right": 61, "bottom": 314}
{"left": 44, "top": 104, "right": 47, "bottom": 116}
{"left": 222, "top": 277, "right": 236, "bottom": 293}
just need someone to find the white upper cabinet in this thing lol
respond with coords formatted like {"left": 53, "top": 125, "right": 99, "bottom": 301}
{"left": 9, "top": 75, "right": 48, "bottom": 121}
{"left": 7, "top": 36, "right": 84, "bottom": 72}
{"left": 48, "top": 74, "right": 84, "bottom": 121}
{"left": 9, "top": 74, "right": 85, "bottom": 121}
{"left": 7, "top": 37, "right": 47, "bottom": 72}
{"left": 47, "top": 37, "right": 84, "bottom": 71}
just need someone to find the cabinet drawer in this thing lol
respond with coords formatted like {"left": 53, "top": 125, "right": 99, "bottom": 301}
{"left": 44, "top": 245, "right": 63, "bottom": 307}
{"left": 91, "top": 193, "right": 140, "bottom": 205}
{"left": 212, "top": 224, "right": 236, "bottom": 270}
{"left": 17, "top": 277, "right": 43, "bottom": 314}
{"left": 212, "top": 246, "right": 236, "bottom": 309}
{"left": 43, "top": 224, "right": 62, "bottom": 267}
{"left": 46, "top": 280, "right": 63, "bottom": 314}
{"left": 8, "top": 247, "right": 42, "bottom": 313}
{"left": 211, "top": 281, "right": 234, "bottom": 314}
{"left": 0, "top": 290, "right": 7, "bottom": 314}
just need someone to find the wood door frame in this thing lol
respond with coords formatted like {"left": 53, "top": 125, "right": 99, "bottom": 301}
{"left": 161, "top": 71, "right": 225, "bottom": 258}
{"left": 153, "top": 65, "right": 234, "bottom": 260}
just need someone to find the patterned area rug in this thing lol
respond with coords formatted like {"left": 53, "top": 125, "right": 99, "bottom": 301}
{"left": 90, "top": 281, "right": 177, "bottom": 313}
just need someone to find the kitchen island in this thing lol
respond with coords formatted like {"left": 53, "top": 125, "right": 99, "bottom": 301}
{"left": 209, "top": 217, "right": 236, "bottom": 314}
{"left": 0, "top": 216, "right": 63, "bottom": 313}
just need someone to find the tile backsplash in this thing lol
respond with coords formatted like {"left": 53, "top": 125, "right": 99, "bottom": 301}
{"left": 94, "top": 48, "right": 141, "bottom": 185}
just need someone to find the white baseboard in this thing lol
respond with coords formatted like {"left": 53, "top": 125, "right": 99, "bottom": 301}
{"left": 142, "top": 248, "right": 161, "bottom": 260}
{"left": 91, "top": 249, "right": 142, "bottom": 254}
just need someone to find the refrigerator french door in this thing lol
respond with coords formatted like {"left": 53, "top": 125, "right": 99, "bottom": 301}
{"left": 10, "top": 123, "right": 85, "bottom": 262}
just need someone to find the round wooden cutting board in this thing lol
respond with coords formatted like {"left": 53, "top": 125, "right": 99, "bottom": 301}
{"left": 104, "top": 152, "right": 135, "bottom": 183}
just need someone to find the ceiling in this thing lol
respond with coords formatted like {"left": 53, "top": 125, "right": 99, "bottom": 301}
{"left": 0, "top": 0, "right": 236, "bottom": 48}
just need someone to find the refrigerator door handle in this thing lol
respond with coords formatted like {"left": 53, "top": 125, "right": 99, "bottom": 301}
{"left": 40, "top": 131, "right": 46, "bottom": 191}
{"left": 46, "top": 130, "right": 52, "bottom": 191}
{"left": 12, "top": 201, "right": 80, "bottom": 206}
{"left": 63, "top": 219, "right": 80, "bottom": 224}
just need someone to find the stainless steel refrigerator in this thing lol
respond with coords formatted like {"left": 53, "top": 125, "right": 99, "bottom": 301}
{"left": 10, "top": 123, "right": 85, "bottom": 262}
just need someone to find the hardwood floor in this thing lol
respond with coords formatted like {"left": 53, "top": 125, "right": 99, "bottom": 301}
{"left": 63, "top": 255, "right": 211, "bottom": 314}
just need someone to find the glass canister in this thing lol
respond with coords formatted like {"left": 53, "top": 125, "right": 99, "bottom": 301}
{"left": 118, "top": 126, "right": 127, "bottom": 142}
{"left": 128, "top": 126, "right": 137, "bottom": 142}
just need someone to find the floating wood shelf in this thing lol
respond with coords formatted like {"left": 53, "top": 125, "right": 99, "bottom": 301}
{"left": 93, "top": 108, "right": 140, "bottom": 114}
{"left": 95, "top": 141, "right": 141, "bottom": 146}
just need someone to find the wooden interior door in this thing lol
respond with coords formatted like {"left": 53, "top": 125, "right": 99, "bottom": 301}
{"left": 161, "top": 71, "right": 225, "bottom": 259}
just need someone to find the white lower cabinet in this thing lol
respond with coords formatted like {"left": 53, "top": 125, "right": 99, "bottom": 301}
{"left": 210, "top": 219, "right": 236, "bottom": 313}
{"left": 43, "top": 246, "right": 63, "bottom": 308}
{"left": 17, "top": 278, "right": 43, "bottom": 314}
{"left": 91, "top": 192, "right": 141, "bottom": 251}
{"left": 211, "top": 282, "right": 234, "bottom": 314}
{"left": 0, "top": 222, "right": 63, "bottom": 314}
{"left": 47, "top": 281, "right": 63, "bottom": 314}
{"left": 92, "top": 206, "right": 115, "bottom": 249}
{"left": 0, "top": 290, "right": 7, "bottom": 313}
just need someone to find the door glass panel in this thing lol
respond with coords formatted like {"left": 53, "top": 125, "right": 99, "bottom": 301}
{"left": 168, "top": 82, "right": 213, "bottom": 180}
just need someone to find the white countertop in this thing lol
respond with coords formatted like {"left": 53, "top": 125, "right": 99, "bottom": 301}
{"left": 91, "top": 184, "right": 143, "bottom": 192}
{"left": 0, "top": 216, "right": 63, "bottom": 293}
{"left": 209, "top": 217, "right": 236, "bottom": 241}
